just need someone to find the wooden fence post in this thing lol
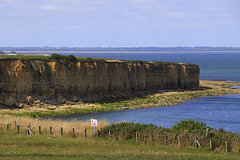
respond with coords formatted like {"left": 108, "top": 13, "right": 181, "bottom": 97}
{"left": 178, "top": 136, "right": 181, "bottom": 148}
{"left": 108, "top": 131, "right": 111, "bottom": 139}
{"left": 210, "top": 139, "right": 213, "bottom": 150}
{"left": 136, "top": 132, "right": 138, "bottom": 141}
{"left": 61, "top": 127, "right": 63, "bottom": 136}
{"left": 197, "top": 140, "right": 201, "bottom": 147}
{"left": 7, "top": 124, "right": 9, "bottom": 132}
{"left": 194, "top": 137, "right": 197, "bottom": 147}
{"left": 17, "top": 125, "right": 20, "bottom": 134}
{"left": 237, "top": 136, "right": 239, "bottom": 152}
{"left": 164, "top": 135, "right": 167, "bottom": 145}
{"left": 39, "top": 126, "right": 41, "bottom": 134}
{"left": 225, "top": 141, "right": 228, "bottom": 153}
{"left": 73, "top": 128, "right": 75, "bottom": 138}
{"left": 84, "top": 129, "right": 87, "bottom": 139}
{"left": 50, "top": 127, "right": 52, "bottom": 134}
{"left": 25, "top": 126, "right": 31, "bottom": 134}
{"left": 97, "top": 130, "right": 99, "bottom": 138}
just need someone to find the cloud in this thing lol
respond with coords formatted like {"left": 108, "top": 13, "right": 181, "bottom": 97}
{"left": 167, "top": 12, "right": 189, "bottom": 18}
{"left": 0, "top": 0, "right": 14, "bottom": 3}
{"left": 129, "top": 0, "right": 159, "bottom": 4}
{"left": 40, "top": 5, "right": 65, "bottom": 11}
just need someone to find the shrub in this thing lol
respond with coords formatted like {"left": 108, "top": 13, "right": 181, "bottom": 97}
{"left": 86, "top": 57, "right": 94, "bottom": 62}
{"left": 51, "top": 53, "right": 66, "bottom": 60}
{"left": 50, "top": 54, "right": 77, "bottom": 62}
{"left": 171, "top": 119, "right": 207, "bottom": 134}
{"left": 99, "top": 122, "right": 169, "bottom": 140}
{"left": 66, "top": 55, "right": 77, "bottom": 62}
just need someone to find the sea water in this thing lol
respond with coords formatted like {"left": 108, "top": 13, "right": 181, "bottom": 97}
{"left": 50, "top": 95, "right": 240, "bottom": 133}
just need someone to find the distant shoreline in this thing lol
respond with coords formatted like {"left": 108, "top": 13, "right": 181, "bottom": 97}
{"left": 2, "top": 50, "right": 240, "bottom": 54}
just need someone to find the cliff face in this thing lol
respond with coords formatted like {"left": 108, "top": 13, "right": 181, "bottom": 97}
{"left": 0, "top": 59, "right": 199, "bottom": 106}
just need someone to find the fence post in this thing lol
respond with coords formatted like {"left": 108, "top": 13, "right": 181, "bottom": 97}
{"left": 237, "top": 136, "right": 239, "bottom": 152}
{"left": 39, "top": 126, "right": 41, "bottom": 134}
{"left": 50, "top": 127, "right": 52, "bottom": 134}
{"left": 136, "top": 132, "right": 138, "bottom": 141}
{"left": 237, "top": 136, "right": 239, "bottom": 145}
{"left": 84, "top": 129, "right": 87, "bottom": 139}
{"left": 164, "top": 135, "right": 167, "bottom": 145}
{"left": 73, "top": 128, "right": 75, "bottom": 138}
{"left": 225, "top": 141, "right": 228, "bottom": 153}
{"left": 25, "top": 126, "right": 31, "bottom": 134}
{"left": 109, "top": 131, "right": 111, "bottom": 139}
{"left": 210, "top": 139, "right": 213, "bottom": 150}
{"left": 194, "top": 137, "right": 197, "bottom": 147}
{"left": 17, "top": 125, "right": 20, "bottom": 134}
{"left": 61, "top": 127, "right": 63, "bottom": 136}
{"left": 7, "top": 124, "right": 9, "bottom": 132}
{"left": 97, "top": 130, "right": 99, "bottom": 138}
{"left": 178, "top": 136, "right": 181, "bottom": 148}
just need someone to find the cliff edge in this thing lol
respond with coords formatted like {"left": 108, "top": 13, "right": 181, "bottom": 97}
{"left": 0, "top": 59, "right": 199, "bottom": 107}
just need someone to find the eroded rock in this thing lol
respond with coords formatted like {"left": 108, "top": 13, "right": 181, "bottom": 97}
{"left": 0, "top": 59, "right": 199, "bottom": 107}
{"left": 4, "top": 96, "right": 16, "bottom": 107}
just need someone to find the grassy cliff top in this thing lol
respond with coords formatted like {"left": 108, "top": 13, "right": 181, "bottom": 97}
{"left": 0, "top": 54, "right": 198, "bottom": 66}
{"left": 0, "top": 54, "right": 112, "bottom": 61}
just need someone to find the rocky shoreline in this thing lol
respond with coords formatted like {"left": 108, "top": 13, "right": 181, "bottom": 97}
{"left": 1, "top": 80, "right": 240, "bottom": 117}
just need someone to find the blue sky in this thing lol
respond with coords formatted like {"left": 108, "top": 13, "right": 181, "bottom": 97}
{"left": 0, "top": 0, "right": 239, "bottom": 47}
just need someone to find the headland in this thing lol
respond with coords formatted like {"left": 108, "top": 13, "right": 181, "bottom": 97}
{"left": 0, "top": 55, "right": 239, "bottom": 117}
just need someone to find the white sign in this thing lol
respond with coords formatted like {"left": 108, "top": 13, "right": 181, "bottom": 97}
{"left": 91, "top": 119, "right": 97, "bottom": 127}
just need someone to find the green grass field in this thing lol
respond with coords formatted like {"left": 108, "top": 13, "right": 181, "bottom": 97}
{"left": 0, "top": 131, "right": 239, "bottom": 160}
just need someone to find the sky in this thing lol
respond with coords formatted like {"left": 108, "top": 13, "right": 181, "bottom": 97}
{"left": 0, "top": 0, "right": 240, "bottom": 47}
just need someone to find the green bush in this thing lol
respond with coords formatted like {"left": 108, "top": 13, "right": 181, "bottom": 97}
{"left": 66, "top": 55, "right": 77, "bottom": 61}
{"left": 50, "top": 54, "right": 77, "bottom": 62}
{"left": 99, "top": 122, "right": 169, "bottom": 140}
{"left": 51, "top": 53, "right": 66, "bottom": 60}
{"left": 86, "top": 57, "right": 94, "bottom": 62}
{"left": 172, "top": 119, "right": 207, "bottom": 134}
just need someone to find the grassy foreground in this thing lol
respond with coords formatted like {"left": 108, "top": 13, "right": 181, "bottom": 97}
{"left": 1, "top": 80, "right": 240, "bottom": 159}
{"left": 0, "top": 131, "right": 239, "bottom": 160}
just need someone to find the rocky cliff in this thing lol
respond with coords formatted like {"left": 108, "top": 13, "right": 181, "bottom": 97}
{"left": 0, "top": 59, "right": 199, "bottom": 107}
